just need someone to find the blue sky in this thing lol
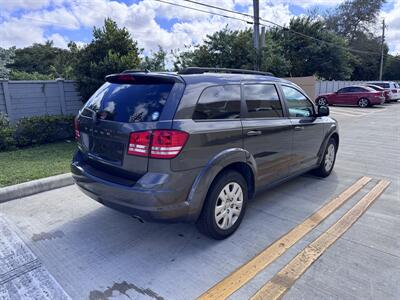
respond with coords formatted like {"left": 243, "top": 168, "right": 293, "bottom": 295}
{"left": 1, "top": 0, "right": 399, "bottom": 56}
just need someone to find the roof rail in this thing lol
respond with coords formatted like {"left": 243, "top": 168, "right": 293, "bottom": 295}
{"left": 122, "top": 69, "right": 149, "bottom": 73}
{"left": 178, "top": 67, "right": 274, "bottom": 76}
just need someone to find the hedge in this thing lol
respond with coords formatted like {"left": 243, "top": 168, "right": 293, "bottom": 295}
{"left": 0, "top": 113, "right": 75, "bottom": 151}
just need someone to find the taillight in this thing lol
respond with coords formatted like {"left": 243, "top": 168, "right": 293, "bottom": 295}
{"left": 128, "top": 131, "right": 151, "bottom": 156}
{"left": 150, "top": 130, "right": 189, "bottom": 158}
{"left": 74, "top": 116, "right": 80, "bottom": 139}
{"left": 392, "top": 89, "right": 397, "bottom": 93}
{"left": 127, "top": 130, "right": 188, "bottom": 159}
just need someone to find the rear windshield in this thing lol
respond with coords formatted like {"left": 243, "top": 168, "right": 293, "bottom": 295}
{"left": 370, "top": 82, "right": 390, "bottom": 88}
{"left": 82, "top": 82, "right": 173, "bottom": 123}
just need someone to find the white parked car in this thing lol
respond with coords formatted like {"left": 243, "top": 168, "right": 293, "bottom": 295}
{"left": 367, "top": 81, "right": 400, "bottom": 101}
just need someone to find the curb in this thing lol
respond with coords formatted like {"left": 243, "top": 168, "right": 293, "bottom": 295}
{"left": 0, "top": 173, "right": 74, "bottom": 204}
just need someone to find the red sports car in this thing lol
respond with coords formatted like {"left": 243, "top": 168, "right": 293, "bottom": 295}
{"left": 315, "top": 85, "right": 385, "bottom": 108}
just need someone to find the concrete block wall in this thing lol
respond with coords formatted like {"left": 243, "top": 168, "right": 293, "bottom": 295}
{"left": 0, "top": 80, "right": 82, "bottom": 123}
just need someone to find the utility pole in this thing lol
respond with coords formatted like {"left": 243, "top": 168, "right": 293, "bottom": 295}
{"left": 253, "top": 0, "right": 260, "bottom": 70}
{"left": 379, "top": 19, "right": 385, "bottom": 81}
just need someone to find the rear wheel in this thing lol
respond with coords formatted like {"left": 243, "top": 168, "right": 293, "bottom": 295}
{"left": 312, "top": 138, "right": 337, "bottom": 177}
{"left": 196, "top": 170, "right": 247, "bottom": 240}
{"left": 317, "top": 97, "right": 328, "bottom": 106}
{"left": 358, "top": 98, "right": 369, "bottom": 108}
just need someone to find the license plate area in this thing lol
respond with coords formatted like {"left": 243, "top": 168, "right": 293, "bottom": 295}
{"left": 92, "top": 138, "right": 124, "bottom": 163}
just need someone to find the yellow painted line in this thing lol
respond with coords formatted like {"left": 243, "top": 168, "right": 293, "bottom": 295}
{"left": 251, "top": 179, "right": 390, "bottom": 300}
{"left": 198, "top": 176, "right": 372, "bottom": 300}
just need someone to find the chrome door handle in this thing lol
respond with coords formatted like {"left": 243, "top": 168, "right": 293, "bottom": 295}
{"left": 247, "top": 130, "right": 262, "bottom": 136}
{"left": 294, "top": 126, "right": 305, "bottom": 131}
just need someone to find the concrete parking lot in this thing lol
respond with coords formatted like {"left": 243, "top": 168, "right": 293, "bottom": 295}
{"left": 1, "top": 103, "right": 399, "bottom": 300}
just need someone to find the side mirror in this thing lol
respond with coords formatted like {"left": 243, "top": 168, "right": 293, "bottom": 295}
{"left": 317, "top": 105, "right": 329, "bottom": 117}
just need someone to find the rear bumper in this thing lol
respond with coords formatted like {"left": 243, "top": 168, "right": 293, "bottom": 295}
{"left": 71, "top": 152, "right": 200, "bottom": 222}
{"left": 370, "top": 97, "right": 385, "bottom": 105}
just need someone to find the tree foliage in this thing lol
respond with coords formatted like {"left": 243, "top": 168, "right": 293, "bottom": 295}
{"left": 140, "top": 46, "right": 167, "bottom": 71}
{"left": 173, "top": 28, "right": 290, "bottom": 76}
{"left": 73, "top": 18, "right": 141, "bottom": 101}
{"left": 326, "top": 0, "right": 386, "bottom": 41}
{"left": 9, "top": 70, "right": 54, "bottom": 80}
{"left": 0, "top": 47, "right": 15, "bottom": 79}
{"left": 325, "top": 0, "right": 388, "bottom": 80}
{"left": 5, "top": 41, "right": 76, "bottom": 80}
{"left": 274, "top": 17, "right": 353, "bottom": 79}
{"left": 384, "top": 55, "right": 400, "bottom": 80}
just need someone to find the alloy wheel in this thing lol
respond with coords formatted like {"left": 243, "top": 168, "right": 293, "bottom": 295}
{"left": 324, "top": 143, "right": 336, "bottom": 172}
{"left": 214, "top": 182, "right": 243, "bottom": 230}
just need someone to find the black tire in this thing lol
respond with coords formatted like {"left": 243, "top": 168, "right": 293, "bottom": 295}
{"left": 358, "top": 98, "right": 369, "bottom": 108}
{"left": 196, "top": 170, "right": 248, "bottom": 240}
{"left": 312, "top": 138, "right": 337, "bottom": 177}
{"left": 317, "top": 97, "right": 328, "bottom": 106}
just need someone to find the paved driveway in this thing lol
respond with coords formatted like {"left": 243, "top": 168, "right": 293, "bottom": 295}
{"left": 1, "top": 103, "right": 399, "bottom": 300}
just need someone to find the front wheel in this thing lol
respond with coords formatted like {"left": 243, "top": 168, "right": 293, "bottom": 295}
{"left": 358, "top": 98, "right": 369, "bottom": 108}
{"left": 196, "top": 170, "right": 247, "bottom": 240}
{"left": 317, "top": 97, "right": 328, "bottom": 106}
{"left": 312, "top": 138, "right": 337, "bottom": 177}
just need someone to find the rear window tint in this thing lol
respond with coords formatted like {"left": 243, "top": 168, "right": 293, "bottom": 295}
{"left": 244, "top": 84, "right": 283, "bottom": 118}
{"left": 83, "top": 82, "right": 173, "bottom": 123}
{"left": 193, "top": 85, "right": 241, "bottom": 120}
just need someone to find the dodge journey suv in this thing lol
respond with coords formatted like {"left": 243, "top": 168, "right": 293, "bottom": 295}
{"left": 71, "top": 67, "right": 339, "bottom": 239}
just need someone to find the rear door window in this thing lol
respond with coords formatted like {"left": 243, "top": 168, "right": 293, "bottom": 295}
{"left": 193, "top": 85, "right": 241, "bottom": 120}
{"left": 83, "top": 82, "right": 173, "bottom": 123}
{"left": 244, "top": 84, "right": 283, "bottom": 118}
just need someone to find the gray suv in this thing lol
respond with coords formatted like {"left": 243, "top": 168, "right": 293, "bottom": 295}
{"left": 71, "top": 68, "right": 338, "bottom": 239}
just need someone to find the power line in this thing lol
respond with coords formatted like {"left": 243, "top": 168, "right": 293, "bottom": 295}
{"left": 180, "top": 0, "right": 400, "bottom": 60}
{"left": 154, "top": 0, "right": 253, "bottom": 24}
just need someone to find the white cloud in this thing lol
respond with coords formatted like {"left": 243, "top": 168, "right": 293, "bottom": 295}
{"left": 0, "top": 0, "right": 51, "bottom": 12}
{"left": 381, "top": 0, "right": 400, "bottom": 55}
{"left": 0, "top": 0, "right": 398, "bottom": 57}
{"left": 47, "top": 33, "right": 69, "bottom": 48}
{"left": 0, "top": 19, "right": 45, "bottom": 48}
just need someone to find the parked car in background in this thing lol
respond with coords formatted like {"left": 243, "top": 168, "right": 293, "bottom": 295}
{"left": 367, "top": 81, "right": 400, "bottom": 101}
{"left": 364, "top": 84, "right": 391, "bottom": 103}
{"left": 315, "top": 85, "right": 385, "bottom": 108}
{"left": 71, "top": 67, "right": 338, "bottom": 239}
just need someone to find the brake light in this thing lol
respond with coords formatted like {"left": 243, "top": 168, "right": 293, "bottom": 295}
{"left": 74, "top": 116, "right": 80, "bottom": 139}
{"left": 127, "top": 130, "right": 189, "bottom": 159}
{"left": 392, "top": 89, "right": 397, "bottom": 93}
{"left": 150, "top": 130, "right": 189, "bottom": 158}
{"left": 128, "top": 131, "right": 151, "bottom": 156}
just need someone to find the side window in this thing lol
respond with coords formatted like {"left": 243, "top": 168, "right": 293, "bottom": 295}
{"left": 282, "top": 85, "right": 314, "bottom": 118}
{"left": 338, "top": 87, "right": 350, "bottom": 93}
{"left": 193, "top": 85, "right": 241, "bottom": 120}
{"left": 354, "top": 87, "right": 367, "bottom": 92}
{"left": 244, "top": 84, "right": 283, "bottom": 118}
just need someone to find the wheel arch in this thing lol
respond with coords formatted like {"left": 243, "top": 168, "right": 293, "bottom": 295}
{"left": 185, "top": 148, "right": 256, "bottom": 221}
{"left": 317, "top": 125, "right": 339, "bottom": 165}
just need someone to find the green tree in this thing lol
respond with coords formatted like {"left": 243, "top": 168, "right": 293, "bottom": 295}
{"left": 140, "top": 46, "right": 167, "bottom": 71}
{"left": 173, "top": 28, "right": 289, "bottom": 75}
{"left": 73, "top": 18, "right": 141, "bottom": 101}
{"left": 9, "top": 70, "right": 54, "bottom": 80}
{"left": 325, "top": 0, "right": 386, "bottom": 41}
{"left": 6, "top": 41, "right": 76, "bottom": 80}
{"left": 384, "top": 55, "right": 400, "bottom": 80}
{"left": 0, "top": 47, "right": 15, "bottom": 79}
{"left": 325, "top": 0, "right": 387, "bottom": 80}
{"left": 274, "top": 17, "right": 353, "bottom": 79}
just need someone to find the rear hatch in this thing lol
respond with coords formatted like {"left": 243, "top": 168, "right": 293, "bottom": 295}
{"left": 76, "top": 73, "right": 182, "bottom": 182}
